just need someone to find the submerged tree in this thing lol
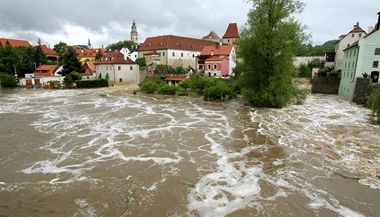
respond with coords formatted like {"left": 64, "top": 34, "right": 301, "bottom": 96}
{"left": 238, "top": 0, "right": 306, "bottom": 108}
{"left": 61, "top": 46, "right": 84, "bottom": 76}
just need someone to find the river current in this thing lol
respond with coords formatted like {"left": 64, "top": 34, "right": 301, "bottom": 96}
{"left": 0, "top": 88, "right": 379, "bottom": 217}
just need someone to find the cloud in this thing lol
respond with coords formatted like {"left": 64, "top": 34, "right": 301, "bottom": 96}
{"left": 0, "top": 0, "right": 378, "bottom": 47}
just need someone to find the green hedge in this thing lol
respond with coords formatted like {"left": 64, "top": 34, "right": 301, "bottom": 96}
{"left": 157, "top": 83, "right": 177, "bottom": 95}
{"left": 76, "top": 79, "right": 109, "bottom": 88}
{"left": 0, "top": 73, "right": 18, "bottom": 88}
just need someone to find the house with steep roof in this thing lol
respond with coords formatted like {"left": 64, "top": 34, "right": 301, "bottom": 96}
{"left": 222, "top": 23, "right": 239, "bottom": 45}
{"left": 334, "top": 23, "right": 367, "bottom": 71}
{"left": 83, "top": 61, "right": 96, "bottom": 79}
{"left": 41, "top": 45, "right": 58, "bottom": 61}
{"left": 197, "top": 44, "right": 236, "bottom": 77}
{"left": 138, "top": 35, "right": 217, "bottom": 69}
{"left": 0, "top": 38, "right": 31, "bottom": 47}
{"left": 34, "top": 65, "right": 60, "bottom": 77}
{"left": 95, "top": 51, "right": 140, "bottom": 85}
{"left": 339, "top": 12, "right": 380, "bottom": 101}
{"left": 202, "top": 31, "right": 221, "bottom": 43}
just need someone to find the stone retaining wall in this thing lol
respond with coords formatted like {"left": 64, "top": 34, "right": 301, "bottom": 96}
{"left": 353, "top": 78, "right": 371, "bottom": 104}
{"left": 311, "top": 76, "right": 340, "bottom": 94}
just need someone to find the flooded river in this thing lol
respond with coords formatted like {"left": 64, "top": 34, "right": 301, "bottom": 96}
{"left": 0, "top": 88, "right": 379, "bottom": 217}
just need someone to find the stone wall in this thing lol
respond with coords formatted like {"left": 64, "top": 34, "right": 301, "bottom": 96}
{"left": 311, "top": 76, "right": 340, "bottom": 94}
{"left": 353, "top": 78, "right": 371, "bottom": 104}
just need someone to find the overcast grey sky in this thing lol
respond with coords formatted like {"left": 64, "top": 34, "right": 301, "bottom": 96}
{"left": 0, "top": 0, "right": 378, "bottom": 47}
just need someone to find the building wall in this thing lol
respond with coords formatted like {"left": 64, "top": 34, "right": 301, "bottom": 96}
{"left": 228, "top": 47, "right": 236, "bottom": 76}
{"left": 204, "top": 61, "right": 221, "bottom": 77}
{"left": 96, "top": 63, "right": 140, "bottom": 85}
{"left": 339, "top": 30, "right": 380, "bottom": 101}
{"left": 293, "top": 56, "right": 325, "bottom": 68}
{"left": 139, "top": 49, "right": 199, "bottom": 68}
{"left": 222, "top": 38, "right": 238, "bottom": 45}
{"left": 335, "top": 32, "right": 366, "bottom": 71}
{"left": 338, "top": 46, "right": 359, "bottom": 100}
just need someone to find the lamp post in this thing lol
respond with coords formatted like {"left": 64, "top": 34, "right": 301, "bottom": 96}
{"left": 13, "top": 65, "right": 18, "bottom": 79}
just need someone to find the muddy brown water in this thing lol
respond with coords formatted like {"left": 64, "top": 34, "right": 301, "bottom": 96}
{"left": 0, "top": 88, "right": 379, "bottom": 217}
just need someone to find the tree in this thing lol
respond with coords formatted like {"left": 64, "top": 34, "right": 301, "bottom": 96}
{"left": 106, "top": 40, "right": 137, "bottom": 51}
{"left": 95, "top": 49, "right": 103, "bottom": 60}
{"left": 0, "top": 73, "right": 18, "bottom": 87}
{"left": 238, "top": 0, "right": 306, "bottom": 108}
{"left": 135, "top": 57, "right": 146, "bottom": 68}
{"left": 34, "top": 39, "right": 47, "bottom": 67}
{"left": 53, "top": 41, "right": 68, "bottom": 54}
{"left": 61, "top": 46, "right": 84, "bottom": 76}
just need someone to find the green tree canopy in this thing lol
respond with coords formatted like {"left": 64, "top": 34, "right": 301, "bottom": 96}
{"left": 106, "top": 40, "right": 137, "bottom": 51}
{"left": 95, "top": 49, "right": 103, "bottom": 60}
{"left": 61, "top": 46, "right": 84, "bottom": 76}
{"left": 238, "top": 0, "right": 306, "bottom": 108}
{"left": 295, "top": 40, "right": 338, "bottom": 56}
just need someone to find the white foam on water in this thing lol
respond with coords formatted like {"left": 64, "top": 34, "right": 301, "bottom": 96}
{"left": 74, "top": 199, "right": 97, "bottom": 217}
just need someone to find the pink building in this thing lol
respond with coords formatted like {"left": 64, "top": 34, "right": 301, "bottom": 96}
{"left": 197, "top": 44, "right": 236, "bottom": 77}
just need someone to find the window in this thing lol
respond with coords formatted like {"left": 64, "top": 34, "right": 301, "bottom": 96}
{"left": 351, "top": 34, "right": 354, "bottom": 37}
{"left": 373, "top": 61, "right": 379, "bottom": 68}
{"left": 163, "top": 52, "right": 165, "bottom": 56}
{"left": 159, "top": 52, "right": 161, "bottom": 56}
{"left": 348, "top": 62, "right": 350, "bottom": 68}
{"left": 181, "top": 53, "right": 183, "bottom": 57}
{"left": 359, "top": 33, "right": 362, "bottom": 37}
{"left": 118, "top": 66, "right": 121, "bottom": 70}
{"left": 375, "top": 48, "right": 380, "bottom": 55}
{"left": 192, "top": 54, "right": 195, "bottom": 58}
{"left": 208, "top": 64, "right": 211, "bottom": 70}
{"left": 347, "top": 44, "right": 350, "bottom": 48}
{"left": 172, "top": 52, "right": 175, "bottom": 57}
{"left": 214, "top": 73, "right": 217, "bottom": 76}
{"left": 214, "top": 64, "right": 217, "bottom": 70}
{"left": 119, "top": 78, "right": 123, "bottom": 82}
{"left": 130, "top": 66, "right": 133, "bottom": 70}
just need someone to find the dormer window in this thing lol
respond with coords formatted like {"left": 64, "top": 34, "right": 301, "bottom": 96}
{"left": 148, "top": 43, "right": 151, "bottom": 47}
{"left": 176, "top": 42, "right": 180, "bottom": 47}
{"left": 160, "top": 42, "right": 163, "bottom": 46}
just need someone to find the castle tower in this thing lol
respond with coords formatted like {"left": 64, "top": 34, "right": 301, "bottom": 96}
{"left": 131, "top": 19, "right": 138, "bottom": 43}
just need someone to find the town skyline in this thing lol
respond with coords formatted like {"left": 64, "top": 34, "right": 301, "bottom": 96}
{"left": 0, "top": 0, "right": 379, "bottom": 47}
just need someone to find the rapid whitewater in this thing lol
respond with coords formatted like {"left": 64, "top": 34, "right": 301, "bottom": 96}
{"left": 0, "top": 88, "right": 379, "bottom": 217}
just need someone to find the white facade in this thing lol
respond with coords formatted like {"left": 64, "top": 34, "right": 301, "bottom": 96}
{"left": 335, "top": 28, "right": 366, "bottom": 71}
{"left": 139, "top": 49, "right": 200, "bottom": 69}
{"left": 96, "top": 63, "right": 140, "bottom": 85}
{"left": 293, "top": 56, "right": 325, "bottom": 68}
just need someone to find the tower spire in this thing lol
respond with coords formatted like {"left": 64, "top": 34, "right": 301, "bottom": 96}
{"left": 131, "top": 19, "right": 138, "bottom": 43}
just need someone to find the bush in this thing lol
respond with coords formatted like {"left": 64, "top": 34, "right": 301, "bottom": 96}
{"left": 291, "top": 89, "right": 308, "bottom": 105}
{"left": 135, "top": 58, "right": 146, "bottom": 68}
{"left": 47, "top": 80, "right": 61, "bottom": 88}
{"left": 0, "top": 73, "right": 18, "bottom": 88}
{"left": 64, "top": 71, "right": 83, "bottom": 87}
{"left": 76, "top": 79, "right": 109, "bottom": 88}
{"left": 139, "top": 77, "right": 164, "bottom": 93}
{"left": 157, "top": 83, "right": 177, "bottom": 95}
{"left": 308, "top": 59, "right": 325, "bottom": 69}
{"left": 368, "top": 86, "right": 380, "bottom": 124}
{"left": 203, "top": 80, "right": 236, "bottom": 101}
{"left": 298, "top": 64, "right": 311, "bottom": 77}
{"left": 178, "top": 79, "right": 192, "bottom": 92}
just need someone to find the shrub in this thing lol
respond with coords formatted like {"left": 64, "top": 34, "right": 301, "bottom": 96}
{"left": 157, "top": 83, "right": 177, "bottom": 95}
{"left": 368, "top": 86, "right": 380, "bottom": 124}
{"left": 139, "top": 77, "right": 164, "bottom": 93}
{"left": 0, "top": 73, "right": 18, "bottom": 88}
{"left": 47, "top": 80, "right": 61, "bottom": 88}
{"left": 298, "top": 64, "right": 311, "bottom": 77}
{"left": 203, "top": 80, "right": 236, "bottom": 101}
{"left": 63, "top": 75, "right": 73, "bottom": 86}
{"left": 178, "top": 79, "right": 191, "bottom": 92}
{"left": 291, "top": 89, "right": 309, "bottom": 105}
{"left": 70, "top": 71, "right": 82, "bottom": 81}
{"left": 135, "top": 58, "right": 146, "bottom": 68}
{"left": 76, "top": 79, "right": 109, "bottom": 88}
{"left": 308, "top": 59, "right": 325, "bottom": 69}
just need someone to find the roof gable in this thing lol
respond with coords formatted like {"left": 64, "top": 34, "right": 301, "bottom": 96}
{"left": 201, "top": 44, "right": 233, "bottom": 56}
{"left": 222, "top": 23, "right": 239, "bottom": 39}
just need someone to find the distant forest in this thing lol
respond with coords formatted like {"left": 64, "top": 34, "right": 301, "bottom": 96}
{"left": 295, "top": 40, "right": 338, "bottom": 56}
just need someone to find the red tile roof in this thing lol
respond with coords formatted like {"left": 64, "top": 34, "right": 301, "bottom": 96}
{"left": 0, "top": 38, "right": 31, "bottom": 47}
{"left": 138, "top": 35, "right": 217, "bottom": 52}
{"left": 222, "top": 23, "right": 239, "bottom": 39}
{"left": 84, "top": 61, "right": 96, "bottom": 75}
{"left": 95, "top": 51, "right": 136, "bottom": 65}
{"left": 350, "top": 26, "right": 366, "bottom": 33}
{"left": 41, "top": 45, "right": 57, "bottom": 56}
{"left": 78, "top": 49, "right": 98, "bottom": 58}
{"left": 206, "top": 56, "right": 227, "bottom": 61}
{"left": 34, "top": 65, "right": 59, "bottom": 77}
{"left": 200, "top": 44, "right": 233, "bottom": 56}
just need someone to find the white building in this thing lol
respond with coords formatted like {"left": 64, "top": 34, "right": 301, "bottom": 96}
{"left": 95, "top": 51, "right": 140, "bottom": 85}
{"left": 335, "top": 23, "right": 367, "bottom": 71}
{"left": 138, "top": 35, "right": 217, "bottom": 69}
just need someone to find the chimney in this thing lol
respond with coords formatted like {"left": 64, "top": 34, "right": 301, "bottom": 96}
{"left": 377, "top": 11, "right": 380, "bottom": 30}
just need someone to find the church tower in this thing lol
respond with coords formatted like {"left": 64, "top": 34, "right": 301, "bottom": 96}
{"left": 131, "top": 19, "right": 138, "bottom": 43}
